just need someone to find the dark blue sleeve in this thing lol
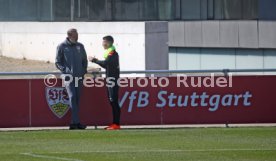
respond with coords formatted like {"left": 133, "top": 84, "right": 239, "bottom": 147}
{"left": 55, "top": 44, "right": 66, "bottom": 73}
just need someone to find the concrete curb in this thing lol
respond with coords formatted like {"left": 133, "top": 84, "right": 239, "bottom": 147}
{"left": 0, "top": 124, "right": 275, "bottom": 132}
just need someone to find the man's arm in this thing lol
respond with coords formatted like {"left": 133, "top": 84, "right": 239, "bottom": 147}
{"left": 55, "top": 44, "right": 66, "bottom": 73}
{"left": 92, "top": 56, "right": 111, "bottom": 69}
{"left": 82, "top": 45, "right": 88, "bottom": 74}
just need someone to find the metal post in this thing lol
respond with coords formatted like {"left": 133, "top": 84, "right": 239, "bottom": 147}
{"left": 223, "top": 69, "right": 230, "bottom": 77}
{"left": 50, "top": 0, "right": 53, "bottom": 21}
{"left": 0, "top": 69, "right": 276, "bottom": 76}
{"left": 71, "top": 0, "right": 74, "bottom": 21}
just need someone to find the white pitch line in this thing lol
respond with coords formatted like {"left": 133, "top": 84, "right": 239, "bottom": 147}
{"left": 42, "top": 148, "right": 276, "bottom": 154}
{"left": 21, "top": 153, "right": 84, "bottom": 161}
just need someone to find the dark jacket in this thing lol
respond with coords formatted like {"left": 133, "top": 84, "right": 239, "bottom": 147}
{"left": 93, "top": 51, "right": 120, "bottom": 80}
{"left": 55, "top": 38, "right": 88, "bottom": 77}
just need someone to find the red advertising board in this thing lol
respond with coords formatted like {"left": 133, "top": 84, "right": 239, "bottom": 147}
{"left": 0, "top": 76, "right": 276, "bottom": 128}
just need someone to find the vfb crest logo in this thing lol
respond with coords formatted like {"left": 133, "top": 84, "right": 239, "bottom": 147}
{"left": 45, "top": 87, "right": 70, "bottom": 118}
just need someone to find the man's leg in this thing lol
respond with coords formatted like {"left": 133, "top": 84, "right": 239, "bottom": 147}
{"left": 65, "top": 81, "right": 80, "bottom": 124}
{"left": 75, "top": 79, "right": 83, "bottom": 111}
{"left": 108, "top": 85, "right": 121, "bottom": 125}
{"left": 66, "top": 80, "right": 86, "bottom": 130}
{"left": 111, "top": 100, "right": 121, "bottom": 125}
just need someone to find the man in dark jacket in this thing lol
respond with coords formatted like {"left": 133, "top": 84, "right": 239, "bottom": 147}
{"left": 55, "top": 28, "right": 88, "bottom": 130}
{"left": 89, "top": 36, "right": 121, "bottom": 130}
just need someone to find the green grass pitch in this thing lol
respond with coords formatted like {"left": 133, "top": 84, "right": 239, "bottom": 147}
{"left": 0, "top": 127, "right": 275, "bottom": 161}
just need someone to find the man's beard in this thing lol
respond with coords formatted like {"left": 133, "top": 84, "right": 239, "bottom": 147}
{"left": 69, "top": 39, "right": 77, "bottom": 44}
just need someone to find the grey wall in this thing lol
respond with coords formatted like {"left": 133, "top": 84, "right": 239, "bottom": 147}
{"left": 145, "top": 22, "right": 169, "bottom": 70}
{"left": 259, "top": 0, "right": 276, "bottom": 20}
{"left": 169, "top": 48, "right": 276, "bottom": 71}
{"left": 169, "top": 21, "right": 276, "bottom": 49}
{"left": 0, "top": 22, "right": 169, "bottom": 72}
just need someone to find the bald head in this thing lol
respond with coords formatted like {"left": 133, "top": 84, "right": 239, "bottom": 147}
{"left": 67, "top": 28, "right": 77, "bottom": 36}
